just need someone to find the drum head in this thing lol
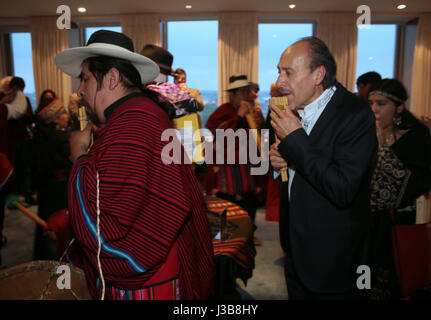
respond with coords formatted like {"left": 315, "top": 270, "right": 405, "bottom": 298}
{"left": 0, "top": 260, "right": 92, "bottom": 300}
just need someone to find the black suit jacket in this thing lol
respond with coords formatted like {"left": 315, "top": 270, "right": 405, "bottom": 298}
{"left": 278, "top": 83, "right": 378, "bottom": 293}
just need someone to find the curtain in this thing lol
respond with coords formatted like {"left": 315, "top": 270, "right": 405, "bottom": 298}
{"left": 411, "top": 14, "right": 431, "bottom": 118}
{"left": 218, "top": 12, "right": 258, "bottom": 105}
{"left": 316, "top": 13, "right": 358, "bottom": 92}
{"left": 29, "top": 17, "right": 71, "bottom": 107}
{"left": 120, "top": 14, "right": 161, "bottom": 53}
{"left": 412, "top": 14, "right": 431, "bottom": 224}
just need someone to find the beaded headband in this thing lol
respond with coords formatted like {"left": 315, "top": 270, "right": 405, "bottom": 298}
{"left": 369, "top": 90, "right": 405, "bottom": 104}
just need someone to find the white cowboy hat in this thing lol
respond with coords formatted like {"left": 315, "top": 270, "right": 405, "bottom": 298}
{"left": 55, "top": 30, "right": 160, "bottom": 84}
{"left": 226, "top": 74, "right": 250, "bottom": 91}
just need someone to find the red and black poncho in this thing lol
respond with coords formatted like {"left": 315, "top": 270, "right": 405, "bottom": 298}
{"left": 68, "top": 93, "right": 214, "bottom": 299}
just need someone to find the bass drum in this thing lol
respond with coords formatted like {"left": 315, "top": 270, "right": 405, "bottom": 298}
{"left": 0, "top": 260, "right": 92, "bottom": 300}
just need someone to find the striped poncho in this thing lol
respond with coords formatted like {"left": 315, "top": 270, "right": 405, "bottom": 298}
{"left": 68, "top": 93, "right": 214, "bottom": 299}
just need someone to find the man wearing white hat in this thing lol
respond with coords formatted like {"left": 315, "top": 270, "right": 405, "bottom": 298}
{"left": 53, "top": 30, "right": 214, "bottom": 300}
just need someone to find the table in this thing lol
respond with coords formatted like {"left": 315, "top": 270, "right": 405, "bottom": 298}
{"left": 205, "top": 195, "right": 256, "bottom": 299}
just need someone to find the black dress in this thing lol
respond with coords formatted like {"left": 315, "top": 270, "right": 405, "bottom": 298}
{"left": 370, "top": 123, "right": 431, "bottom": 299}
{"left": 30, "top": 123, "right": 71, "bottom": 260}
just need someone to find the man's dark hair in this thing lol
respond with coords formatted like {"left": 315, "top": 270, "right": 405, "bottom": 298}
{"left": 299, "top": 36, "right": 337, "bottom": 89}
{"left": 357, "top": 71, "right": 382, "bottom": 87}
{"left": 83, "top": 56, "right": 175, "bottom": 119}
{"left": 10, "top": 76, "right": 25, "bottom": 90}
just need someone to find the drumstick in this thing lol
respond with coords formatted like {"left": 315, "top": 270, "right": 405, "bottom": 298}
{"left": 242, "top": 101, "right": 266, "bottom": 161}
{"left": 15, "top": 203, "right": 49, "bottom": 230}
{"left": 269, "top": 96, "right": 289, "bottom": 182}
{"left": 5, "top": 194, "right": 49, "bottom": 230}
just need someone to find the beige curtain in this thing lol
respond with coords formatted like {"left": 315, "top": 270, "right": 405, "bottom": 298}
{"left": 120, "top": 14, "right": 161, "bottom": 53}
{"left": 218, "top": 12, "right": 258, "bottom": 105}
{"left": 411, "top": 14, "right": 431, "bottom": 223}
{"left": 29, "top": 17, "right": 71, "bottom": 106}
{"left": 411, "top": 14, "right": 431, "bottom": 118}
{"left": 316, "top": 13, "right": 358, "bottom": 92}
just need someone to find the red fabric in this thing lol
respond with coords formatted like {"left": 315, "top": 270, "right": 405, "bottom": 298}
{"left": 46, "top": 208, "right": 84, "bottom": 269}
{"left": 0, "top": 104, "right": 12, "bottom": 162}
{"left": 205, "top": 103, "right": 255, "bottom": 196}
{"left": 265, "top": 176, "right": 280, "bottom": 221}
{"left": 392, "top": 222, "right": 431, "bottom": 296}
{"left": 68, "top": 94, "right": 214, "bottom": 299}
{"left": 0, "top": 152, "right": 13, "bottom": 190}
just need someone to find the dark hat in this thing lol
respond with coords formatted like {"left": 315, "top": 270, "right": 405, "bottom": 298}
{"left": 226, "top": 74, "right": 249, "bottom": 91}
{"left": 140, "top": 44, "right": 174, "bottom": 76}
{"left": 55, "top": 30, "right": 159, "bottom": 83}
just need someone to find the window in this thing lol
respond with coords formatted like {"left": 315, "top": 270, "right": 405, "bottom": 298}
{"left": 10, "top": 33, "right": 36, "bottom": 109}
{"left": 258, "top": 23, "right": 313, "bottom": 117}
{"left": 356, "top": 24, "right": 397, "bottom": 85}
{"left": 85, "top": 26, "right": 122, "bottom": 44}
{"left": 166, "top": 20, "right": 218, "bottom": 126}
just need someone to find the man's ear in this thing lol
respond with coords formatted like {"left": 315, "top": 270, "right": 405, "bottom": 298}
{"left": 106, "top": 67, "right": 121, "bottom": 90}
{"left": 312, "top": 65, "right": 326, "bottom": 86}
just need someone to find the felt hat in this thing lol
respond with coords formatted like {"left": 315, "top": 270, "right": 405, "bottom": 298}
{"left": 140, "top": 44, "right": 174, "bottom": 76}
{"left": 55, "top": 30, "right": 160, "bottom": 84}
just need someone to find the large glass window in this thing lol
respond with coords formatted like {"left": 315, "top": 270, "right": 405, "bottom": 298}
{"left": 10, "top": 33, "right": 36, "bottom": 109}
{"left": 85, "top": 26, "right": 122, "bottom": 44}
{"left": 258, "top": 23, "right": 313, "bottom": 117}
{"left": 356, "top": 24, "right": 397, "bottom": 85}
{"left": 167, "top": 20, "right": 218, "bottom": 126}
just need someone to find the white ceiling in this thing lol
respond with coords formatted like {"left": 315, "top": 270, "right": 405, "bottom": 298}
{"left": 1, "top": 0, "right": 430, "bottom": 19}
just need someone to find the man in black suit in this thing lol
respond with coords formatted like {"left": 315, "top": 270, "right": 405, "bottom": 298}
{"left": 269, "top": 37, "right": 378, "bottom": 299}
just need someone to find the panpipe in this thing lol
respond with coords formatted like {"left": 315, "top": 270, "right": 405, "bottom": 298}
{"left": 242, "top": 101, "right": 266, "bottom": 161}
{"left": 78, "top": 106, "right": 94, "bottom": 148}
{"left": 269, "top": 96, "right": 289, "bottom": 182}
{"left": 78, "top": 107, "right": 88, "bottom": 131}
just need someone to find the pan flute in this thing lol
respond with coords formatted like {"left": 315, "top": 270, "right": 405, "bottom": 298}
{"left": 78, "top": 107, "right": 88, "bottom": 132}
{"left": 269, "top": 96, "right": 289, "bottom": 182}
{"left": 78, "top": 106, "right": 94, "bottom": 149}
{"left": 242, "top": 101, "right": 266, "bottom": 161}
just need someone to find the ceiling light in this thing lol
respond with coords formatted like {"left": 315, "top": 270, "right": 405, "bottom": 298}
{"left": 78, "top": 7, "right": 87, "bottom": 13}
{"left": 397, "top": 4, "right": 406, "bottom": 9}
{"left": 185, "top": 5, "right": 192, "bottom": 9}
{"left": 289, "top": 4, "right": 296, "bottom": 9}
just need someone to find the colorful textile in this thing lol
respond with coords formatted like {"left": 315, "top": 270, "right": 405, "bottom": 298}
{"left": 206, "top": 197, "right": 255, "bottom": 271}
{"left": 108, "top": 279, "right": 180, "bottom": 300}
{"left": 37, "top": 98, "right": 66, "bottom": 124}
{"left": 68, "top": 93, "right": 214, "bottom": 300}
{"left": 146, "top": 82, "right": 190, "bottom": 103}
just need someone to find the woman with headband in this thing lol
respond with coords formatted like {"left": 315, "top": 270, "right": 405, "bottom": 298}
{"left": 368, "top": 78, "right": 431, "bottom": 299}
